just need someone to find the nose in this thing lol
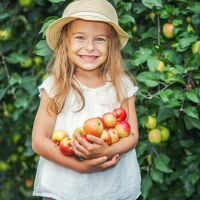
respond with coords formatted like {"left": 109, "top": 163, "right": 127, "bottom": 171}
{"left": 85, "top": 38, "right": 95, "bottom": 51}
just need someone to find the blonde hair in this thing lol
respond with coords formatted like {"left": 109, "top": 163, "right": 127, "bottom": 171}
{"left": 46, "top": 21, "right": 133, "bottom": 114}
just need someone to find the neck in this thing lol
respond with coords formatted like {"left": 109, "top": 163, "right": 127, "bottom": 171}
{"left": 74, "top": 68, "right": 107, "bottom": 88}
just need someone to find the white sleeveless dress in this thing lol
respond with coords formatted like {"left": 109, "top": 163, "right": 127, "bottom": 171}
{"left": 33, "top": 74, "right": 141, "bottom": 200}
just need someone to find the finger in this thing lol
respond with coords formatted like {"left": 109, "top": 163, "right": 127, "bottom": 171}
{"left": 90, "top": 156, "right": 107, "bottom": 166}
{"left": 71, "top": 141, "right": 86, "bottom": 158}
{"left": 75, "top": 134, "right": 92, "bottom": 149}
{"left": 100, "top": 154, "right": 120, "bottom": 169}
{"left": 86, "top": 134, "right": 104, "bottom": 145}
{"left": 73, "top": 140, "right": 90, "bottom": 156}
{"left": 72, "top": 132, "right": 80, "bottom": 138}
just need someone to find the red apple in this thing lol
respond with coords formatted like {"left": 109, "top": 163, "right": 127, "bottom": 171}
{"left": 115, "top": 121, "right": 130, "bottom": 138}
{"left": 83, "top": 117, "right": 104, "bottom": 137}
{"left": 81, "top": 135, "right": 91, "bottom": 143}
{"left": 108, "top": 128, "right": 120, "bottom": 144}
{"left": 101, "top": 129, "right": 112, "bottom": 145}
{"left": 51, "top": 130, "right": 68, "bottom": 144}
{"left": 102, "top": 112, "right": 117, "bottom": 128}
{"left": 59, "top": 137, "right": 74, "bottom": 156}
{"left": 97, "top": 117, "right": 105, "bottom": 128}
{"left": 113, "top": 107, "right": 127, "bottom": 121}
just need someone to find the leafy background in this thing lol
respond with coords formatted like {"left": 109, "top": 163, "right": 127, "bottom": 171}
{"left": 0, "top": 0, "right": 200, "bottom": 199}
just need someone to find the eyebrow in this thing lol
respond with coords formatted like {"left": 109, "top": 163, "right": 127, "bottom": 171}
{"left": 72, "top": 32, "right": 108, "bottom": 37}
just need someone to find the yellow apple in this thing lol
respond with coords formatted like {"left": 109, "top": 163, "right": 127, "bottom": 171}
{"left": 145, "top": 116, "right": 157, "bottom": 129}
{"left": 149, "top": 12, "right": 156, "bottom": 21}
{"left": 51, "top": 130, "right": 68, "bottom": 145}
{"left": 0, "top": 29, "right": 12, "bottom": 41}
{"left": 20, "top": 57, "right": 33, "bottom": 69}
{"left": 162, "top": 23, "right": 174, "bottom": 39}
{"left": 34, "top": 56, "right": 43, "bottom": 67}
{"left": 186, "top": 16, "right": 192, "bottom": 24}
{"left": 148, "top": 129, "right": 162, "bottom": 144}
{"left": 159, "top": 126, "right": 170, "bottom": 142}
{"left": 192, "top": 41, "right": 200, "bottom": 54}
{"left": 156, "top": 61, "right": 165, "bottom": 72}
{"left": 18, "top": 0, "right": 33, "bottom": 7}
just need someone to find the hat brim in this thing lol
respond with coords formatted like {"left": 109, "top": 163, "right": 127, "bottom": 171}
{"left": 46, "top": 16, "right": 129, "bottom": 50}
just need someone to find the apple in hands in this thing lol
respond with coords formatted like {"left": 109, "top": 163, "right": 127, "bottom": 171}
{"left": 101, "top": 129, "right": 112, "bottom": 145}
{"left": 102, "top": 112, "right": 117, "bottom": 128}
{"left": 81, "top": 135, "right": 91, "bottom": 143}
{"left": 73, "top": 127, "right": 86, "bottom": 136}
{"left": 115, "top": 121, "right": 131, "bottom": 138}
{"left": 51, "top": 130, "right": 68, "bottom": 144}
{"left": 83, "top": 118, "right": 104, "bottom": 137}
{"left": 107, "top": 128, "right": 120, "bottom": 144}
{"left": 113, "top": 107, "right": 127, "bottom": 121}
{"left": 59, "top": 137, "right": 74, "bottom": 156}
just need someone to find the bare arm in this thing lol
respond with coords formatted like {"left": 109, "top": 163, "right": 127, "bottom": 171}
{"left": 32, "top": 91, "right": 119, "bottom": 173}
{"left": 72, "top": 96, "right": 139, "bottom": 160}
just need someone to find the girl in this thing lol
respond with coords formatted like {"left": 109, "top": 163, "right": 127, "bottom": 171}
{"left": 32, "top": 0, "right": 141, "bottom": 200}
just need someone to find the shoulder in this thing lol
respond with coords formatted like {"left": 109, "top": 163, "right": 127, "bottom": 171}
{"left": 38, "top": 75, "right": 55, "bottom": 98}
{"left": 120, "top": 73, "right": 138, "bottom": 98}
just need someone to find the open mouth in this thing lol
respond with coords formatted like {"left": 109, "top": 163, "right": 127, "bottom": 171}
{"left": 79, "top": 55, "right": 99, "bottom": 62}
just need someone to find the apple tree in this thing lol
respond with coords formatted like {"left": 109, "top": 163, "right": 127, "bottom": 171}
{"left": 0, "top": 0, "right": 200, "bottom": 199}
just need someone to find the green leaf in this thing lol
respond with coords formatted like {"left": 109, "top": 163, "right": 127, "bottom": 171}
{"left": 159, "top": 89, "right": 173, "bottom": 103}
{"left": 141, "top": 27, "right": 157, "bottom": 40}
{"left": 186, "top": 89, "right": 200, "bottom": 103}
{"left": 183, "top": 106, "right": 199, "bottom": 119}
{"left": 14, "top": 96, "right": 28, "bottom": 109}
{"left": 35, "top": 40, "right": 52, "bottom": 57}
{"left": 0, "top": 12, "right": 10, "bottom": 22}
{"left": 141, "top": 175, "right": 152, "bottom": 199}
{"left": 180, "top": 139, "right": 194, "bottom": 148}
{"left": 157, "top": 106, "right": 174, "bottom": 122}
{"left": 9, "top": 73, "right": 22, "bottom": 85}
{"left": 172, "top": 19, "right": 183, "bottom": 26}
{"left": 113, "top": 0, "right": 120, "bottom": 5}
{"left": 184, "top": 115, "right": 200, "bottom": 130}
{"left": 177, "top": 36, "right": 197, "bottom": 52}
{"left": 136, "top": 142, "right": 149, "bottom": 157}
{"left": 147, "top": 56, "right": 160, "bottom": 72}
{"left": 132, "top": 48, "right": 152, "bottom": 66}
{"left": 21, "top": 77, "right": 37, "bottom": 96}
{"left": 39, "top": 16, "right": 59, "bottom": 38}
{"left": 162, "top": 49, "right": 182, "bottom": 64}
{"left": 119, "top": 15, "right": 135, "bottom": 24}
{"left": 154, "top": 155, "right": 173, "bottom": 173}
{"left": 187, "top": 2, "right": 200, "bottom": 14}
{"left": 150, "top": 167, "right": 163, "bottom": 184}
{"left": 189, "top": 172, "right": 200, "bottom": 185}
{"left": 5, "top": 53, "right": 24, "bottom": 64}
{"left": 137, "top": 72, "right": 160, "bottom": 87}
{"left": 142, "top": 0, "right": 162, "bottom": 9}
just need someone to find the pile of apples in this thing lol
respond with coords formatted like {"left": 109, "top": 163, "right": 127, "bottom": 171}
{"left": 51, "top": 107, "right": 131, "bottom": 156}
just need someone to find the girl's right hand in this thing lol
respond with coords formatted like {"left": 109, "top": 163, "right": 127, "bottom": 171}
{"left": 80, "top": 154, "right": 120, "bottom": 173}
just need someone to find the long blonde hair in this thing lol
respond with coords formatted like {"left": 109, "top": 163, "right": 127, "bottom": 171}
{"left": 46, "top": 21, "right": 132, "bottom": 114}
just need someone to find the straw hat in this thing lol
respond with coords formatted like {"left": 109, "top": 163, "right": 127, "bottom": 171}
{"left": 45, "top": 0, "right": 129, "bottom": 50}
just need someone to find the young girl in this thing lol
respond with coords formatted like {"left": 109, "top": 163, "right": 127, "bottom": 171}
{"left": 32, "top": 0, "right": 141, "bottom": 199}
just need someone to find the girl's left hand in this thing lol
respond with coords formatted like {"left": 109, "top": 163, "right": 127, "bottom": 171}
{"left": 71, "top": 134, "right": 111, "bottom": 159}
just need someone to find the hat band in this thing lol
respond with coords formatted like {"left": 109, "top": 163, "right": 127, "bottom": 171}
{"left": 65, "top": 11, "right": 114, "bottom": 22}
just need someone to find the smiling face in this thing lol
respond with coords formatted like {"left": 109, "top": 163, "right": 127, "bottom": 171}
{"left": 66, "top": 19, "right": 109, "bottom": 74}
